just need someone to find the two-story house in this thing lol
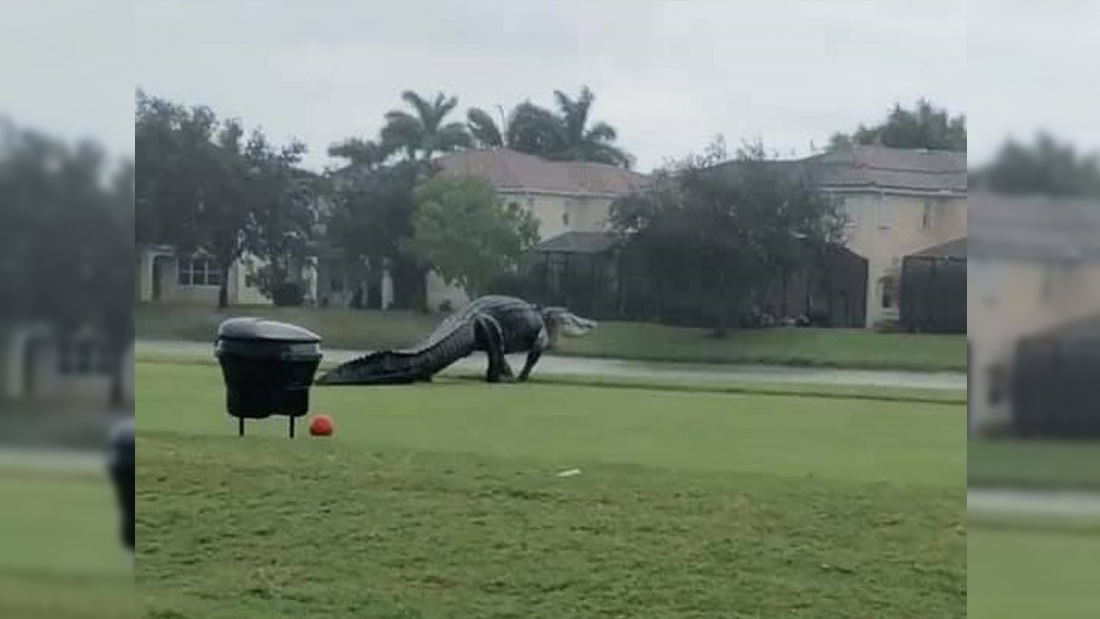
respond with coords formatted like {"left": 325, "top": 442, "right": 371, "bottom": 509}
{"left": 711, "top": 145, "right": 967, "bottom": 329}
{"left": 967, "top": 191, "right": 1100, "bottom": 435}
{"left": 796, "top": 146, "right": 967, "bottom": 328}
{"left": 422, "top": 148, "right": 650, "bottom": 310}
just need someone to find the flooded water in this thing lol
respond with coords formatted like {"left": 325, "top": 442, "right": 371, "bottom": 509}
{"left": 137, "top": 339, "right": 966, "bottom": 390}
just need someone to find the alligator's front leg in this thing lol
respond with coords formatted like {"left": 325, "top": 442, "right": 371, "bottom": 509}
{"left": 517, "top": 326, "right": 550, "bottom": 382}
{"left": 477, "top": 315, "right": 509, "bottom": 383}
{"left": 517, "top": 350, "right": 541, "bottom": 381}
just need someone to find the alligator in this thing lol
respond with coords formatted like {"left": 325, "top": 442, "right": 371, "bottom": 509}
{"left": 314, "top": 295, "right": 597, "bottom": 385}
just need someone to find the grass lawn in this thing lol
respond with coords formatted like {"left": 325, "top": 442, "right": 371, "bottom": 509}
{"left": 968, "top": 439, "right": 1100, "bottom": 491}
{"left": 136, "top": 351, "right": 968, "bottom": 406}
{"left": 136, "top": 303, "right": 967, "bottom": 372}
{"left": 968, "top": 526, "right": 1100, "bottom": 619}
{"left": 0, "top": 470, "right": 135, "bottom": 618}
{"left": 137, "top": 361, "right": 964, "bottom": 618}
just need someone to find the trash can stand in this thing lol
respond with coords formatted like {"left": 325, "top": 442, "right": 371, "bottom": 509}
{"left": 214, "top": 317, "right": 324, "bottom": 438}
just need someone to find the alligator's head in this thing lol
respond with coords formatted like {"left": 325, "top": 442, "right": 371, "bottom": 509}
{"left": 541, "top": 307, "right": 597, "bottom": 341}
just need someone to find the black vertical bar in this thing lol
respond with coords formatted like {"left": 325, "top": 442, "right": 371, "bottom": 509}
{"left": 289, "top": 416, "right": 295, "bottom": 439}
{"left": 238, "top": 417, "right": 244, "bottom": 437}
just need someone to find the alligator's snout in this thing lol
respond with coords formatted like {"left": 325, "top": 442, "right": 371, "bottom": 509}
{"left": 561, "top": 313, "right": 597, "bottom": 337}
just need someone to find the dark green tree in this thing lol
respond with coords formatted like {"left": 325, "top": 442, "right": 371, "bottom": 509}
{"left": 830, "top": 99, "right": 966, "bottom": 152}
{"left": 325, "top": 159, "right": 428, "bottom": 309}
{"left": 242, "top": 133, "right": 319, "bottom": 305}
{"left": 611, "top": 138, "right": 844, "bottom": 335}
{"left": 970, "top": 133, "right": 1100, "bottom": 197}
{"left": 403, "top": 174, "right": 539, "bottom": 299}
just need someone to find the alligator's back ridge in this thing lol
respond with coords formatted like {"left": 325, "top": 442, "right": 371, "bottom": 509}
{"left": 315, "top": 296, "right": 538, "bottom": 385}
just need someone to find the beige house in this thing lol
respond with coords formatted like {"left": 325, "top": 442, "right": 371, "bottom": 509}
{"left": 792, "top": 146, "right": 967, "bottom": 328}
{"left": 136, "top": 244, "right": 318, "bottom": 306}
{"left": 425, "top": 148, "right": 650, "bottom": 310}
{"left": 967, "top": 192, "right": 1100, "bottom": 434}
{"left": 0, "top": 323, "right": 133, "bottom": 406}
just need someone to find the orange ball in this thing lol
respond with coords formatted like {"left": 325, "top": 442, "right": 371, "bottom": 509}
{"left": 309, "top": 414, "right": 334, "bottom": 437}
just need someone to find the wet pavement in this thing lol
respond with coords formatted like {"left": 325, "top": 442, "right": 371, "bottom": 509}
{"left": 968, "top": 488, "right": 1100, "bottom": 518}
{"left": 137, "top": 339, "right": 967, "bottom": 390}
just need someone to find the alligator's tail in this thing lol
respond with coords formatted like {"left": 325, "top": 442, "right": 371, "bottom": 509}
{"left": 315, "top": 323, "right": 477, "bottom": 386}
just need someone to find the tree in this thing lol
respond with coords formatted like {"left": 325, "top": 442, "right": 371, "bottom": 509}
{"left": 242, "top": 133, "right": 320, "bottom": 305}
{"left": 0, "top": 120, "right": 135, "bottom": 406}
{"left": 548, "top": 86, "right": 633, "bottom": 168}
{"left": 466, "top": 107, "right": 505, "bottom": 148}
{"left": 326, "top": 137, "right": 394, "bottom": 171}
{"left": 467, "top": 87, "right": 634, "bottom": 168}
{"left": 381, "top": 90, "right": 472, "bottom": 162}
{"left": 970, "top": 133, "right": 1100, "bottom": 197}
{"left": 325, "top": 160, "right": 427, "bottom": 309}
{"left": 403, "top": 174, "right": 539, "bottom": 299}
{"left": 829, "top": 99, "right": 966, "bottom": 152}
{"left": 135, "top": 89, "right": 217, "bottom": 250}
{"left": 610, "top": 137, "right": 845, "bottom": 335}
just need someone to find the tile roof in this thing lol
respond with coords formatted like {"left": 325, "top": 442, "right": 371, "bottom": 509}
{"left": 969, "top": 192, "right": 1100, "bottom": 262}
{"left": 715, "top": 145, "right": 966, "bottom": 196}
{"left": 435, "top": 148, "right": 650, "bottom": 197}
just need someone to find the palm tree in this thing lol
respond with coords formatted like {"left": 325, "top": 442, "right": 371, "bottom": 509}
{"left": 466, "top": 107, "right": 505, "bottom": 148}
{"left": 467, "top": 101, "right": 564, "bottom": 155}
{"left": 327, "top": 137, "right": 394, "bottom": 171}
{"left": 381, "top": 90, "right": 472, "bottom": 161}
{"left": 467, "top": 87, "right": 633, "bottom": 168}
{"left": 549, "top": 86, "right": 633, "bottom": 168}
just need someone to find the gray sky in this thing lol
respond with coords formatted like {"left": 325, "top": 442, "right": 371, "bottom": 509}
{"left": 131, "top": 0, "right": 968, "bottom": 172}
{"left": 3, "top": 1, "right": 1098, "bottom": 170}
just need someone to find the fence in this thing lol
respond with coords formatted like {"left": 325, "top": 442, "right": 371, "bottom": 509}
{"left": 1012, "top": 316, "right": 1100, "bottom": 439}
{"left": 900, "top": 255, "right": 966, "bottom": 334}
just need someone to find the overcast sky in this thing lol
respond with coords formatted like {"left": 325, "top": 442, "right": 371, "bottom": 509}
{"left": 3, "top": 1, "right": 1099, "bottom": 170}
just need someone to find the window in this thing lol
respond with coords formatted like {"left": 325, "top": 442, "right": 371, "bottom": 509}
{"left": 880, "top": 276, "right": 897, "bottom": 309}
{"left": 178, "top": 256, "right": 222, "bottom": 287}
{"left": 921, "top": 200, "right": 934, "bottom": 231}
{"left": 57, "top": 338, "right": 114, "bottom": 376}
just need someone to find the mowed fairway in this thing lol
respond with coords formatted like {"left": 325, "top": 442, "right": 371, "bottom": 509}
{"left": 137, "top": 362, "right": 965, "bottom": 618}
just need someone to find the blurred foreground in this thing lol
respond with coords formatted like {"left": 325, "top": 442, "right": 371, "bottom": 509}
{"left": 967, "top": 2, "right": 1100, "bottom": 612}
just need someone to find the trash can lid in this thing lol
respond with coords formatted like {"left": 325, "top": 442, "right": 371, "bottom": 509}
{"left": 216, "top": 317, "right": 322, "bottom": 343}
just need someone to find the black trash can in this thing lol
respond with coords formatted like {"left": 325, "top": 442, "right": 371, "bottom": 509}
{"left": 214, "top": 317, "right": 323, "bottom": 437}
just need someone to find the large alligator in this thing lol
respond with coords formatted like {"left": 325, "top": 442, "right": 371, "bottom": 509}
{"left": 315, "top": 295, "right": 597, "bottom": 385}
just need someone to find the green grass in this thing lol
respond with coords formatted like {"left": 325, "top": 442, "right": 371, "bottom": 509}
{"left": 137, "top": 361, "right": 965, "bottom": 618}
{"left": 968, "top": 438, "right": 1100, "bottom": 616}
{"left": 136, "top": 303, "right": 967, "bottom": 372}
{"left": 968, "top": 439, "right": 1100, "bottom": 491}
{"left": 135, "top": 351, "right": 968, "bottom": 406}
{"left": 0, "top": 470, "right": 135, "bottom": 618}
{"left": 968, "top": 527, "right": 1100, "bottom": 619}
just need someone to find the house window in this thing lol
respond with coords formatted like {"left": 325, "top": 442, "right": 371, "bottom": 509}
{"left": 178, "top": 256, "right": 222, "bottom": 287}
{"left": 880, "top": 276, "right": 897, "bottom": 309}
{"left": 921, "top": 201, "right": 934, "bottom": 231}
{"left": 58, "top": 338, "right": 113, "bottom": 376}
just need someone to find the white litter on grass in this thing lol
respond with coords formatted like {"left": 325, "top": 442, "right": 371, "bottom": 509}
{"left": 556, "top": 468, "right": 582, "bottom": 478}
